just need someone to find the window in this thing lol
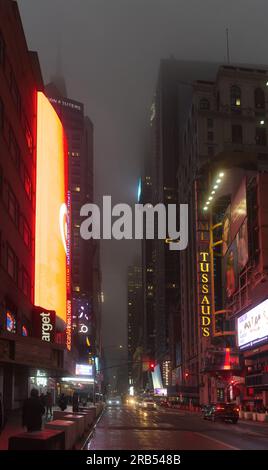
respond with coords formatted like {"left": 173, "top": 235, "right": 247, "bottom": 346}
{"left": 230, "top": 85, "right": 241, "bottom": 110}
{"left": 256, "top": 127, "right": 267, "bottom": 146}
{"left": 200, "top": 98, "right": 210, "bottom": 110}
{"left": 208, "top": 146, "right": 214, "bottom": 157}
{"left": 10, "top": 73, "right": 21, "bottom": 114}
{"left": 207, "top": 118, "right": 213, "bottom": 128}
{"left": 255, "top": 88, "right": 265, "bottom": 109}
{"left": 0, "top": 97, "right": 4, "bottom": 131}
{"left": 232, "top": 125, "right": 243, "bottom": 144}
{"left": 6, "top": 310, "right": 16, "bottom": 334}
{"left": 22, "top": 267, "right": 31, "bottom": 299}
{"left": 0, "top": 32, "right": 5, "bottom": 65}
{"left": 23, "top": 167, "right": 32, "bottom": 200}
{"left": 20, "top": 216, "right": 31, "bottom": 250}
{"left": 0, "top": 164, "right": 2, "bottom": 197}
{"left": 9, "top": 127, "right": 20, "bottom": 169}
{"left": 7, "top": 185, "right": 19, "bottom": 225}
{"left": 7, "top": 244, "right": 18, "bottom": 283}
{"left": 208, "top": 131, "right": 214, "bottom": 141}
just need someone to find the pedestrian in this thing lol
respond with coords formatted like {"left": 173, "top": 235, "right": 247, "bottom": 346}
{"left": 72, "top": 392, "right": 79, "bottom": 412}
{"left": 22, "top": 389, "right": 45, "bottom": 432}
{"left": 58, "top": 393, "right": 67, "bottom": 411}
{"left": 40, "top": 393, "right": 46, "bottom": 408}
{"left": 45, "top": 391, "right": 53, "bottom": 418}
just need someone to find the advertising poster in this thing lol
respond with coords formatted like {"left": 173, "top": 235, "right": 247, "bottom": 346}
{"left": 230, "top": 178, "right": 247, "bottom": 242}
{"left": 237, "top": 299, "right": 268, "bottom": 349}
{"left": 223, "top": 239, "right": 238, "bottom": 299}
{"left": 236, "top": 219, "right": 248, "bottom": 272}
{"left": 222, "top": 205, "right": 231, "bottom": 256}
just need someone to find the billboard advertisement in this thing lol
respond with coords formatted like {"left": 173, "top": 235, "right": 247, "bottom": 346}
{"left": 32, "top": 307, "right": 56, "bottom": 343}
{"left": 237, "top": 299, "right": 268, "bottom": 350}
{"left": 35, "top": 92, "right": 67, "bottom": 327}
{"left": 75, "top": 364, "right": 93, "bottom": 376}
{"left": 230, "top": 178, "right": 247, "bottom": 241}
{"left": 223, "top": 239, "right": 238, "bottom": 299}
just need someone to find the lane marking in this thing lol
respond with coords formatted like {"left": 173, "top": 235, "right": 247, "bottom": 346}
{"left": 194, "top": 432, "right": 239, "bottom": 450}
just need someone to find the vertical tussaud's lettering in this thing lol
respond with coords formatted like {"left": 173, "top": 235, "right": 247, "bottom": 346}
{"left": 199, "top": 250, "right": 211, "bottom": 336}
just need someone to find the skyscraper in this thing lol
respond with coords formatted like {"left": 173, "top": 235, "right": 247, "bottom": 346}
{"left": 45, "top": 81, "right": 101, "bottom": 362}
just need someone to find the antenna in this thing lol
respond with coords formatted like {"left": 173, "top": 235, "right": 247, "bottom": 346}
{"left": 226, "top": 28, "right": 230, "bottom": 64}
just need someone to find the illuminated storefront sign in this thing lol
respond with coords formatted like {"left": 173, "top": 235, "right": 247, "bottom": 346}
{"left": 35, "top": 92, "right": 67, "bottom": 327}
{"left": 75, "top": 363, "right": 93, "bottom": 376}
{"left": 198, "top": 250, "right": 211, "bottom": 337}
{"left": 32, "top": 307, "right": 56, "bottom": 343}
{"left": 237, "top": 299, "right": 268, "bottom": 350}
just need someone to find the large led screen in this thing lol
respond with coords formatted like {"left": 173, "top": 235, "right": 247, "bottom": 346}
{"left": 35, "top": 92, "right": 67, "bottom": 324}
{"left": 237, "top": 299, "right": 268, "bottom": 350}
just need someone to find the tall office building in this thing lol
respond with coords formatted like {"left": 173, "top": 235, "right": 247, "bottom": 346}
{"left": 45, "top": 80, "right": 101, "bottom": 362}
{"left": 127, "top": 265, "right": 143, "bottom": 390}
{"left": 149, "top": 58, "right": 218, "bottom": 387}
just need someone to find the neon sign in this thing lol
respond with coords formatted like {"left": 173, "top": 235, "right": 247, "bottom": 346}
{"left": 198, "top": 251, "right": 211, "bottom": 337}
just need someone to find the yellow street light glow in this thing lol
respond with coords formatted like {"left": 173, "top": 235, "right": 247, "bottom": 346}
{"left": 204, "top": 207, "right": 208, "bottom": 211}
{"left": 206, "top": 201, "right": 210, "bottom": 205}
{"left": 211, "top": 191, "right": 215, "bottom": 195}
{"left": 219, "top": 172, "right": 224, "bottom": 177}
{"left": 260, "top": 120, "right": 265, "bottom": 125}
{"left": 209, "top": 196, "right": 213, "bottom": 201}
{"left": 216, "top": 179, "right": 221, "bottom": 184}
{"left": 214, "top": 185, "right": 218, "bottom": 189}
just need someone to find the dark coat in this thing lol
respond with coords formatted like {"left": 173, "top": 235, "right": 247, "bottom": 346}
{"left": 22, "top": 397, "right": 45, "bottom": 431}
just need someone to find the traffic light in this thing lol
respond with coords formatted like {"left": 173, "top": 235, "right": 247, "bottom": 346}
{"left": 149, "top": 362, "right": 155, "bottom": 372}
{"left": 185, "top": 372, "right": 189, "bottom": 379}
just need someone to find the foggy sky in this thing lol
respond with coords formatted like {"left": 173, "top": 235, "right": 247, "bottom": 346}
{"left": 18, "top": 0, "right": 268, "bottom": 366}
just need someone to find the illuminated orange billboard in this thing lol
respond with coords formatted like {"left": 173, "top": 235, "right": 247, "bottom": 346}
{"left": 35, "top": 92, "right": 67, "bottom": 325}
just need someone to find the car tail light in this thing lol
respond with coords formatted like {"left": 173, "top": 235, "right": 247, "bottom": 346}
{"left": 235, "top": 407, "right": 239, "bottom": 412}
{"left": 216, "top": 406, "right": 224, "bottom": 411}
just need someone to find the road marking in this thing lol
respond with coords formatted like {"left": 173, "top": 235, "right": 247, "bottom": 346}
{"left": 194, "top": 432, "right": 239, "bottom": 450}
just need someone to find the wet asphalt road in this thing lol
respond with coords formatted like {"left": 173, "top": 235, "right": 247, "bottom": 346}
{"left": 86, "top": 405, "right": 268, "bottom": 450}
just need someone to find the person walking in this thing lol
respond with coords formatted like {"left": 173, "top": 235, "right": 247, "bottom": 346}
{"left": 22, "top": 389, "right": 45, "bottom": 432}
{"left": 45, "top": 391, "right": 53, "bottom": 418}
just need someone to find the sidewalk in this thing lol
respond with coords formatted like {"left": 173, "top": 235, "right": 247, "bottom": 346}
{"left": 0, "top": 406, "right": 71, "bottom": 450}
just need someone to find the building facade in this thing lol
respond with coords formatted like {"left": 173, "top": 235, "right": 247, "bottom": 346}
{"left": 127, "top": 265, "right": 143, "bottom": 391}
{"left": 0, "top": 0, "right": 75, "bottom": 418}
{"left": 177, "top": 64, "right": 268, "bottom": 406}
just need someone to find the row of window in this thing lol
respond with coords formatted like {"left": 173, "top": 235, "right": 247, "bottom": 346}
{"left": 0, "top": 98, "right": 33, "bottom": 201}
{"left": 0, "top": 31, "right": 33, "bottom": 154}
{"left": 0, "top": 233, "right": 31, "bottom": 300}
{"left": 200, "top": 86, "right": 267, "bottom": 111}
{"left": 206, "top": 125, "right": 267, "bottom": 146}
{"left": 0, "top": 165, "right": 32, "bottom": 250}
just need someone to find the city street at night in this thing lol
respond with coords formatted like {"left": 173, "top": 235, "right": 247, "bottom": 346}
{"left": 86, "top": 406, "right": 268, "bottom": 451}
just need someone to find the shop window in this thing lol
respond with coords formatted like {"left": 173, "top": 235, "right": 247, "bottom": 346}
{"left": 6, "top": 310, "right": 16, "bottom": 333}
{"left": 255, "top": 88, "right": 265, "bottom": 109}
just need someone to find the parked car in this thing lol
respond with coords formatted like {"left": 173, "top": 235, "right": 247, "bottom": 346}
{"left": 106, "top": 396, "right": 122, "bottom": 407}
{"left": 203, "top": 403, "right": 239, "bottom": 423}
